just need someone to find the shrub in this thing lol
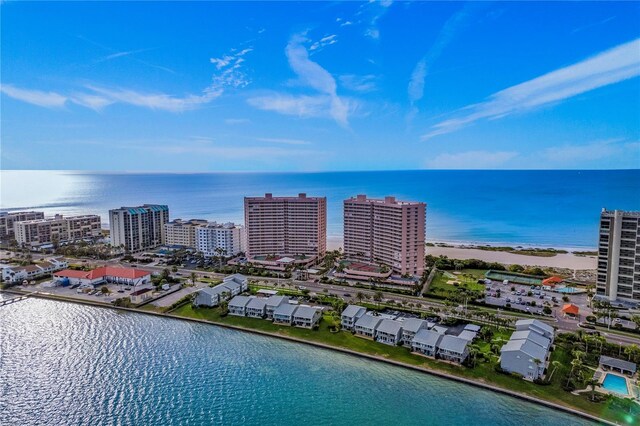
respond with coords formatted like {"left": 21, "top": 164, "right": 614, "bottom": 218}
{"left": 586, "top": 315, "right": 597, "bottom": 323}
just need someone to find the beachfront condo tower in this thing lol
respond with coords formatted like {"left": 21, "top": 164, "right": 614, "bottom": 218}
{"left": 343, "top": 195, "right": 426, "bottom": 276}
{"left": 0, "top": 211, "right": 45, "bottom": 242}
{"left": 244, "top": 193, "right": 327, "bottom": 261}
{"left": 597, "top": 209, "right": 640, "bottom": 303}
{"left": 109, "top": 204, "right": 169, "bottom": 252}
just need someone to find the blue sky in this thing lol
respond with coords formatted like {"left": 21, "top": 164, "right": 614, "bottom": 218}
{"left": 1, "top": 1, "right": 639, "bottom": 171}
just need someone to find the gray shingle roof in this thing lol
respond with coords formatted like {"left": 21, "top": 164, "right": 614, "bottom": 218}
{"left": 266, "top": 295, "right": 289, "bottom": 308}
{"left": 273, "top": 303, "right": 298, "bottom": 317}
{"left": 377, "top": 319, "right": 403, "bottom": 335}
{"left": 501, "top": 338, "right": 547, "bottom": 361}
{"left": 228, "top": 295, "right": 251, "bottom": 308}
{"left": 246, "top": 297, "right": 267, "bottom": 310}
{"left": 293, "top": 305, "right": 321, "bottom": 320}
{"left": 516, "top": 319, "right": 554, "bottom": 335}
{"left": 438, "top": 335, "right": 469, "bottom": 354}
{"left": 457, "top": 330, "right": 477, "bottom": 342}
{"left": 355, "top": 313, "right": 383, "bottom": 330}
{"left": 464, "top": 324, "right": 481, "bottom": 332}
{"left": 412, "top": 329, "right": 443, "bottom": 347}
{"left": 401, "top": 318, "right": 427, "bottom": 333}
{"left": 342, "top": 305, "right": 366, "bottom": 318}
{"left": 600, "top": 356, "right": 637, "bottom": 373}
{"left": 510, "top": 330, "right": 551, "bottom": 349}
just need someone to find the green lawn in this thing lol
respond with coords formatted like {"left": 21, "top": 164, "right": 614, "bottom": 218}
{"left": 170, "top": 304, "right": 635, "bottom": 425}
{"left": 427, "top": 270, "right": 486, "bottom": 298}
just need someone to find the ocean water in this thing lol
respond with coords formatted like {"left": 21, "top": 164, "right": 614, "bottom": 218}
{"left": 0, "top": 298, "right": 594, "bottom": 426}
{"left": 1, "top": 169, "right": 639, "bottom": 248}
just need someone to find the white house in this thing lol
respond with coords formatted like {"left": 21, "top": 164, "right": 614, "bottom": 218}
{"left": 228, "top": 295, "right": 252, "bottom": 316}
{"left": 193, "top": 287, "right": 222, "bottom": 307}
{"left": 273, "top": 303, "right": 298, "bottom": 325}
{"left": 2, "top": 258, "right": 68, "bottom": 284}
{"left": 411, "top": 329, "right": 443, "bottom": 357}
{"left": 246, "top": 297, "right": 267, "bottom": 318}
{"left": 400, "top": 318, "right": 428, "bottom": 347}
{"left": 437, "top": 335, "right": 470, "bottom": 364}
{"left": 341, "top": 305, "right": 367, "bottom": 330}
{"left": 292, "top": 306, "right": 322, "bottom": 329}
{"left": 265, "top": 295, "right": 289, "bottom": 319}
{"left": 375, "top": 319, "right": 403, "bottom": 346}
{"left": 354, "top": 313, "right": 382, "bottom": 339}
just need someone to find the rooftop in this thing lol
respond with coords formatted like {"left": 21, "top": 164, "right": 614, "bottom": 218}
{"left": 400, "top": 318, "right": 428, "bottom": 333}
{"left": 438, "top": 335, "right": 469, "bottom": 354}
{"left": 342, "top": 305, "right": 367, "bottom": 318}
{"left": 600, "top": 355, "right": 637, "bottom": 373}
{"left": 376, "top": 319, "right": 403, "bottom": 335}
{"left": 412, "top": 329, "right": 443, "bottom": 347}
{"left": 355, "top": 313, "right": 383, "bottom": 330}
{"left": 502, "top": 338, "right": 547, "bottom": 361}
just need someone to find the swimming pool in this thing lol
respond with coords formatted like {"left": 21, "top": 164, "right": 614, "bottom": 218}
{"left": 602, "top": 373, "right": 629, "bottom": 395}
{"left": 555, "top": 287, "right": 585, "bottom": 294}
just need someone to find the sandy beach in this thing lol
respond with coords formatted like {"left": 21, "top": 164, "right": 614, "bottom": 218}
{"left": 328, "top": 236, "right": 597, "bottom": 270}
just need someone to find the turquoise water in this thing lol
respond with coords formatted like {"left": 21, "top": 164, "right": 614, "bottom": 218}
{"left": 602, "top": 373, "right": 629, "bottom": 396}
{"left": 0, "top": 298, "right": 594, "bottom": 426}
{"left": 556, "top": 287, "right": 585, "bottom": 294}
{"left": 2, "top": 169, "right": 639, "bottom": 248}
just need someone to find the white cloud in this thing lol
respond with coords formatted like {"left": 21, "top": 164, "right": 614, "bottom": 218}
{"left": 309, "top": 34, "right": 337, "bottom": 52}
{"left": 0, "top": 84, "right": 68, "bottom": 108}
{"left": 425, "top": 150, "right": 518, "bottom": 169}
{"left": 69, "top": 93, "right": 114, "bottom": 110}
{"left": 422, "top": 38, "right": 640, "bottom": 140}
{"left": 408, "top": 59, "right": 427, "bottom": 103}
{"left": 85, "top": 85, "right": 221, "bottom": 112}
{"left": 256, "top": 137, "right": 312, "bottom": 145}
{"left": 247, "top": 93, "right": 332, "bottom": 118}
{"left": 340, "top": 74, "right": 378, "bottom": 93}
{"left": 209, "top": 46, "right": 253, "bottom": 89}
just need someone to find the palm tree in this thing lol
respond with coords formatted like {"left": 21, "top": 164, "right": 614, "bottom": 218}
{"left": 356, "top": 292, "right": 365, "bottom": 304}
{"left": 373, "top": 291, "right": 383, "bottom": 307}
{"left": 624, "top": 344, "right": 640, "bottom": 363}
{"left": 189, "top": 272, "right": 197, "bottom": 286}
{"left": 547, "top": 360, "right": 561, "bottom": 382}
{"left": 585, "top": 378, "right": 601, "bottom": 401}
{"left": 567, "top": 357, "right": 583, "bottom": 387}
{"left": 468, "top": 344, "right": 481, "bottom": 367}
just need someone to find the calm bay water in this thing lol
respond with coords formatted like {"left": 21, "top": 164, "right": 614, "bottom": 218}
{"left": 0, "top": 298, "right": 594, "bottom": 426}
{"left": 1, "top": 169, "right": 639, "bottom": 248}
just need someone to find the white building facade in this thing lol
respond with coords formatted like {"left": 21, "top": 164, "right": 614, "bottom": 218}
{"left": 196, "top": 222, "right": 245, "bottom": 257}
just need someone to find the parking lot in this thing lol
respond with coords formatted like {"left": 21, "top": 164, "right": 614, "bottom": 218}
{"left": 483, "top": 280, "right": 559, "bottom": 316}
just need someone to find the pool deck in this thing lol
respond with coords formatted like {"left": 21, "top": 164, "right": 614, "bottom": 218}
{"left": 586, "top": 368, "right": 638, "bottom": 399}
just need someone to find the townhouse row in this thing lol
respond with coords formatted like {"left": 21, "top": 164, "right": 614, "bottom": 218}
{"left": 500, "top": 319, "right": 555, "bottom": 381}
{"left": 341, "top": 305, "right": 480, "bottom": 364}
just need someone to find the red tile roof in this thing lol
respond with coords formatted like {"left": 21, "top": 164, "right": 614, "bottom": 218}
{"left": 562, "top": 304, "right": 579, "bottom": 316}
{"left": 55, "top": 267, "right": 151, "bottom": 280}
{"left": 542, "top": 276, "right": 563, "bottom": 286}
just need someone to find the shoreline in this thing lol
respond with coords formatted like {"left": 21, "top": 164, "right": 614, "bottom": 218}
{"left": 1, "top": 289, "right": 612, "bottom": 425}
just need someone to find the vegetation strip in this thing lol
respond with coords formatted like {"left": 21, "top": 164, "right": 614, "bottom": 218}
{"left": 1, "top": 289, "right": 616, "bottom": 425}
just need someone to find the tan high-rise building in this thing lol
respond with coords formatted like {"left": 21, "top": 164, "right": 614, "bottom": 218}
{"left": 0, "top": 211, "right": 45, "bottom": 241}
{"left": 109, "top": 204, "right": 169, "bottom": 252}
{"left": 597, "top": 209, "right": 640, "bottom": 302}
{"left": 244, "top": 193, "right": 326, "bottom": 259}
{"left": 14, "top": 214, "right": 101, "bottom": 246}
{"left": 164, "top": 219, "right": 208, "bottom": 248}
{"left": 344, "top": 195, "right": 426, "bottom": 276}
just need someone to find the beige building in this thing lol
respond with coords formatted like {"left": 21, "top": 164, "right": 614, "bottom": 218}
{"left": 244, "top": 193, "right": 326, "bottom": 260}
{"left": 597, "top": 209, "right": 640, "bottom": 303}
{"left": 344, "top": 195, "right": 426, "bottom": 276}
{"left": 14, "top": 214, "right": 101, "bottom": 246}
{"left": 109, "top": 204, "right": 169, "bottom": 252}
{"left": 164, "top": 219, "right": 208, "bottom": 247}
{"left": 0, "top": 211, "right": 45, "bottom": 241}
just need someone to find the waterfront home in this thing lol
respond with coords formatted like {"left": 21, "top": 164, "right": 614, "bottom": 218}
{"left": 273, "top": 303, "right": 299, "bottom": 325}
{"left": 411, "top": 329, "right": 443, "bottom": 357}
{"left": 375, "top": 319, "right": 403, "bottom": 346}
{"left": 515, "top": 319, "right": 554, "bottom": 342}
{"left": 437, "top": 335, "right": 470, "bottom": 364}
{"left": 2, "top": 258, "right": 68, "bottom": 284}
{"left": 341, "top": 305, "right": 367, "bottom": 330}
{"left": 130, "top": 287, "right": 153, "bottom": 304}
{"left": 265, "top": 295, "right": 289, "bottom": 319}
{"left": 509, "top": 330, "right": 551, "bottom": 351}
{"left": 193, "top": 287, "right": 222, "bottom": 307}
{"left": 500, "top": 338, "right": 548, "bottom": 380}
{"left": 292, "top": 306, "right": 322, "bottom": 329}
{"left": 400, "top": 318, "right": 428, "bottom": 347}
{"left": 246, "top": 297, "right": 268, "bottom": 318}
{"left": 599, "top": 356, "right": 637, "bottom": 376}
{"left": 354, "top": 314, "right": 383, "bottom": 339}
{"left": 221, "top": 273, "right": 248, "bottom": 295}
{"left": 228, "top": 295, "right": 252, "bottom": 316}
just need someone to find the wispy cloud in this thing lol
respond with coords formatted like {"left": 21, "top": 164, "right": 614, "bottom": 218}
{"left": 336, "top": 17, "right": 353, "bottom": 27}
{"left": 360, "top": 0, "right": 394, "bottom": 40}
{"left": 247, "top": 33, "right": 354, "bottom": 127}
{"left": 309, "top": 34, "right": 337, "bottom": 52}
{"left": 425, "top": 150, "right": 518, "bottom": 169}
{"left": 210, "top": 46, "right": 253, "bottom": 89}
{"left": 409, "top": 3, "right": 479, "bottom": 105}
{"left": 422, "top": 38, "right": 640, "bottom": 140}
{"left": 0, "top": 84, "right": 68, "bottom": 108}
{"left": 94, "top": 48, "right": 154, "bottom": 64}
{"left": 256, "top": 137, "right": 312, "bottom": 145}
{"left": 85, "top": 85, "right": 221, "bottom": 112}
{"left": 542, "top": 139, "right": 639, "bottom": 163}
{"left": 339, "top": 74, "right": 378, "bottom": 93}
